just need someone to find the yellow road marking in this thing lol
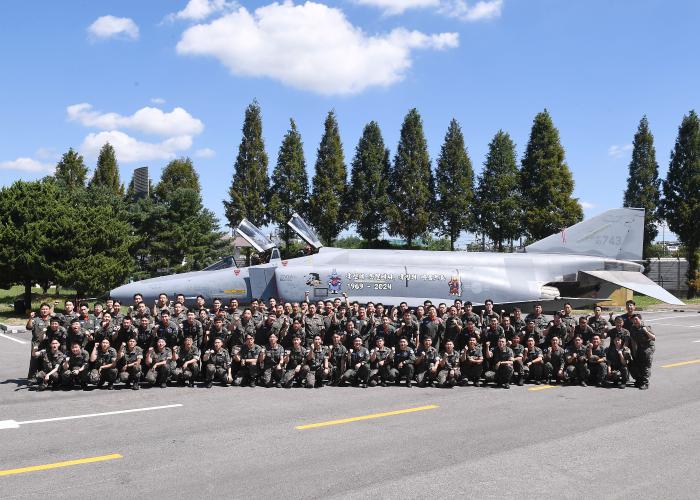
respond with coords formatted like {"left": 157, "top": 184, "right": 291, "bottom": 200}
{"left": 296, "top": 405, "right": 439, "bottom": 430}
{"left": 662, "top": 359, "right": 700, "bottom": 369}
{"left": 528, "top": 384, "right": 556, "bottom": 391}
{"left": 0, "top": 454, "right": 122, "bottom": 477}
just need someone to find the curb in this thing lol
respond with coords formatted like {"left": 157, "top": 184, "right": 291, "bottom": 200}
{"left": 0, "top": 323, "right": 23, "bottom": 334}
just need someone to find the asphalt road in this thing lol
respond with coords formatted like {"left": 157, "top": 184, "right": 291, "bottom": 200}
{"left": 1, "top": 310, "right": 700, "bottom": 499}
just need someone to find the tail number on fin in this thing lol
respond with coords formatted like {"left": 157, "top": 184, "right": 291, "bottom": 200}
{"left": 594, "top": 235, "right": 622, "bottom": 246}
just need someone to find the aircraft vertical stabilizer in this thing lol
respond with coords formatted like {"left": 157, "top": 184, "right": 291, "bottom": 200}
{"left": 525, "top": 208, "right": 644, "bottom": 260}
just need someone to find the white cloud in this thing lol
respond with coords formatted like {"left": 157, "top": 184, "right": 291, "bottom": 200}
{"left": 168, "top": 0, "right": 239, "bottom": 21}
{"left": 195, "top": 147, "right": 216, "bottom": 158}
{"left": 608, "top": 144, "right": 633, "bottom": 158}
{"left": 0, "top": 157, "right": 54, "bottom": 173}
{"left": 355, "top": 0, "right": 503, "bottom": 20}
{"left": 354, "top": 0, "right": 438, "bottom": 16}
{"left": 35, "top": 147, "right": 59, "bottom": 161}
{"left": 176, "top": 1, "right": 458, "bottom": 95}
{"left": 67, "top": 103, "right": 204, "bottom": 137}
{"left": 80, "top": 131, "right": 193, "bottom": 163}
{"left": 580, "top": 201, "right": 596, "bottom": 209}
{"left": 87, "top": 15, "right": 139, "bottom": 41}
{"left": 150, "top": 97, "right": 166, "bottom": 105}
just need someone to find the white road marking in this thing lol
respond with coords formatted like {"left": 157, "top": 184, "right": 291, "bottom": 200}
{"left": 693, "top": 340, "right": 700, "bottom": 343}
{"left": 645, "top": 314, "right": 698, "bottom": 323}
{"left": 649, "top": 323, "right": 700, "bottom": 328}
{"left": 0, "top": 333, "right": 27, "bottom": 344}
{"left": 0, "top": 404, "right": 183, "bottom": 430}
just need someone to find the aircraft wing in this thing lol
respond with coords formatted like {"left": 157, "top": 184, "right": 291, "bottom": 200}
{"left": 581, "top": 270, "right": 685, "bottom": 306}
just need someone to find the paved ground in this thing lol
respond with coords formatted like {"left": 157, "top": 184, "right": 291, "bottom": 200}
{"left": 1, "top": 309, "right": 700, "bottom": 499}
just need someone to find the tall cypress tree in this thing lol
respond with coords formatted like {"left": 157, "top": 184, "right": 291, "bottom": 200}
{"left": 155, "top": 157, "right": 200, "bottom": 200}
{"left": 434, "top": 119, "right": 474, "bottom": 250}
{"left": 387, "top": 109, "right": 434, "bottom": 247}
{"left": 54, "top": 148, "right": 87, "bottom": 189}
{"left": 663, "top": 110, "right": 700, "bottom": 299}
{"left": 89, "top": 143, "right": 123, "bottom": 195}
{"left": 308, "top": 111, "right": 347, "bottom": 245}
{"left": 269, "top": 119, "right": 309, "bottom": 247}
{"left": 347, "top": 121, "right": 390, "bottom": 245}
{"left": 623, "top": 116, "right": 661, "bottom": 259}
{"left": 475, "top": 130, "right": 522, "bottom": 251}
{"left": 520, "top": 109, "right": 582, "bottom": 241}
{"left": 224, "top": 100, "right": 269, "bottom": 228}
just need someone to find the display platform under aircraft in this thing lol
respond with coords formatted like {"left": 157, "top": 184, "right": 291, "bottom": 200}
{"left": 110, "top": 208, "right": 684, "bottom": 311}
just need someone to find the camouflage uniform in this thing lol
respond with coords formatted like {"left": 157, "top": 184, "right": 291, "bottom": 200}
{"left": 204, "top": 349, "right": 231, "bottom": 386}
{"left": 459, "top": 345, "right": 483, "bottom": 385}
{"left": 565, "top": 345, "right": 589, "bottom": 384}
{"left": 485, "top": 346, "right": 514, "bottom": 386}
{"left": 543, "top": 346, "right": 567, "bottom": 383}
{"left": 118, "top": 346, "right": 143, "bottom": 387}
{"left": 173, "top": 345, "right": 200, "bottom": 385}
{"left": 282, "top": 345, "right": 309, "bottom": 388}
{"left": 33, "top": 349, "right": 65, "bottom": 389}
{"left": 605, "top": 345, "right": 632, "bottom": 387}
{"left": 144, "top": 347, "right": 172, "bottom": 386}
{"left": 389, "top": 348, "right": 415, "bottom": 386}
{"left": 629, "top": 325, "right": 655, "bottom": 387}
{"left": 88, "top": 347, "right": 118, "bottom": 386}
{"left": 61, "top": 348, "right": 90, "bottom": 388}
{"left": 414, "top": 346, "right": 440, "bottom": 387}
{"left": 368, "top": 346, "right": 393, "bottom": 386}
{"left": 261, "top": 344, "right": 285, "bottom": 387}
{"left": 305, "top": 345, "right": 329, "bottom": 388}
{"left": 341, "top": 347, "right": 371, "bottom": 386}
{"left": 234, "top": 343, "right": 262, "bottom": 386}
{"left": 437, "top": 350, "right": 460, "bottom": 387}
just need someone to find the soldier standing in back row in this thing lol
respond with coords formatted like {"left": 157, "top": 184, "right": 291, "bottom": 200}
{"left": 628, "top": 314, "right": 655, "bottom": 390}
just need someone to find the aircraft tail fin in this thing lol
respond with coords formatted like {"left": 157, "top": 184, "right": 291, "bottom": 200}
{"left": 525, "top": 208, "right": 644, "bottom": 260}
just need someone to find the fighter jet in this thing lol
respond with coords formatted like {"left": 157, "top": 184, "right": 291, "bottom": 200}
{"left": 110, "top": 208, "right": 684, "bottom": 311}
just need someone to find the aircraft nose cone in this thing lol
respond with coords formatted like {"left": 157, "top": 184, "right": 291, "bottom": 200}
{"left": 110, "top": 282, "right": 141, "bottom": 304}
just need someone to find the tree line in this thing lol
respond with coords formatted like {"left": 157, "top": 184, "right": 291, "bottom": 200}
{"left": 227, "top": 102, "right": 584, "bottom": 252}
{"left": 0, "top": 146, "right": 228, "bottom": 308}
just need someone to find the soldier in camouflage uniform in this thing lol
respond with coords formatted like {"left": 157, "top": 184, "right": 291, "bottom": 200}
{"left": 461, "top": 302, "right": 480, "bottom": 329}
{"left": 459, "top": 336, "right": 483, "bottom": 386}
{"left": 605, "top": 336, "right": 632, "bottom": 389}
{"left": 117, "top": 337, "right": 143, "bottom": 390}
{"left": 153, "top": 310, "right": 181, "bottom": 352}
{"left": 544, "top": 314, "right": 569, "bottom": 349}
{"left": 181, "top": 311, "right": 204, "bottom": 349}
{"left": 368, "top": 336, "right": 392, "bottom": 387}
{"left": 328, "top": 333, "right": 348, "bottom": 386}
{"left": 230, "top": 309, "right": 256, "bottom": 347}
{"left": 609, "top": 299, "right": 640, "bottom": 331}
{"left": 113, "top": 316, "right": 138, "bottom": 353}
{"left": 573, "top": 316, "right": 595, "bottom": 345}
{"left": 443, "top": 307, "right": 463, "bottom": 346}
{"left": 32, "top": 339, "right": 65, "bottom": 391}
{"left": 261, "top": 333, "right": 285, "bottom": 388}
{"left": 415, "top": 336, "right": 440, "bottom": 387}
{"left": 233, "top": 333, "right": 262, "bottom": 387}
{"left": 437, "top": 340, "right": 460, "bottom": 388}
{"left": 587, "top": 306, "right": 608, "bottom": 340}
{"left": 586, "top": 334, "right": 607, "bottom": 386}
{"left": 522, "top": 336, "right": 544, "bottom": 384}
{"left": 173, "top": 336, "right": 200, "bottom": 387}
{"left": 135, "top": 316, "right": 155, "bottom": 351}
{"left": 203, "top": 338, "right": 231, "bottom": 388}
{"left": 58, "top": 300, "right": 79, "bottom": 329}
{"left": 88, "top": 338, "right": 118, "bottom": 389}
{"left": 565, "top": 335, "right": 589, "bottom": 386}
{"left": 607, "top": 316, "right": 631, "bottom": 349}
{"left": 420, "top": 307, "right": 445, "bottom": 352}
{"left": 389, "top": 338, "right": 415, "bottom": 388}
{"left": 525, "top": 304, "right": 548, "bottom": 333}
{"left": 560, "top": 303, "right": 577, "bottom": 333}
{"left": 26, "top": 302, "right": 52, "bottom": 379}
{"left": 305, "top": 335, "right": 330, "bottom": 388}
{"left": 340, "top": 337, "right": 371, "bottom": 388}
{"left": 61, "top": 342, "right": 90, "bottom": 390}
{"left": 543, "top": 336, "right": 567, "bottom": 384}
{"left": 510, "top": 308, "right": 526, "bottom": 333}
{"left": 628, "top": 314, "right": 655, "bottom": 390}
{"left": 42, "top": 316, "right": 67, "bottom": 353}
{"left": 282, "top": 336, "right": 308, "bottom": 388}
{"left": 485, "top": 337, "right": 514, "bottom": 389}
{"left": 144, "top": 338, "right": 172, "bottom": 388}
{"left": 510, "top": 333, "right": 525, "bottom": 386}
{"left": 303, "top": 304, "right": 325, "bottom": 348}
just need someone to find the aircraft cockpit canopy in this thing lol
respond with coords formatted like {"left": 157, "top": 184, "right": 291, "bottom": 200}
{"left": 203, "top": 255, "right": 238, "bottom": 271}
{"left": 236, "top": 218, "right": 276, "bottom": 253}
{"left": 287, "top": 213, "right": 323, "bottom": 249}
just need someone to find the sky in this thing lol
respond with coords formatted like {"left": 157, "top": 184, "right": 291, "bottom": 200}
{"left": 1, "top": 0, "right": 698, "bottom": 244}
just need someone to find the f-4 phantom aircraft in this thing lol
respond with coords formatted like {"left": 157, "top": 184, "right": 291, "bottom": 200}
{"left": 110, "top": 208, "right": 684, "bottom": 311}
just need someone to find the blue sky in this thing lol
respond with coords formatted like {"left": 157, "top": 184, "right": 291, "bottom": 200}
{"left": 1, "top": 0, "right": 697, "bottom": 244}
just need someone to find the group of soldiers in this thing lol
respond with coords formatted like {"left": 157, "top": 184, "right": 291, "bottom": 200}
{"left": 26, "top": 293, "right": 655, "bottom": 391}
